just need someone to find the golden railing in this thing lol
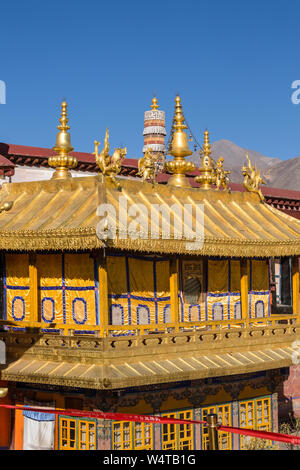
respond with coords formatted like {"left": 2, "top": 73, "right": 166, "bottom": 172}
{"left": 0, "top": 314, "right": 297, "bottom": 337}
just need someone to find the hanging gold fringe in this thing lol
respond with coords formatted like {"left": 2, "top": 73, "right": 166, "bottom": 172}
{"left": 0, "top": 227, "right": 299, "bottom": 257}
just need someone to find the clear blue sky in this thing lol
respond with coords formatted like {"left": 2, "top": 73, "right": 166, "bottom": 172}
{"left": 0, "top": 0, "right": 300, "bottom": 160}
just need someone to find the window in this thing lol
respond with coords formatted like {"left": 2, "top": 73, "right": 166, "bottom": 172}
{"left": 201, "top": 404, "right": 232, "bottom": 450}
{"left": 182, "top": 260, "right": 205, "bottom": 305}
{"left": 161, "top": 410, "right": 194, "bottom": 450}
{"left": 59, "top": 417, "right": 96, "bottom": 450}
{"left": 110, "top": 304, "right": 124, "bottom": 325}
{"left": 134, "top": 422, "right": 153, "bottom": 450}
{"left": 270, "top": 258, "right": 293, "bottom": 314}
{"left": 137, "top": 305, "right": 150, "bottom": 325}
{"left": 279, "top": 258, "right": 292, "bottom": 306}
{"left": 238, "top": 397, "right": 272, "bottom": 449}
{"left": 112, "top": 421, "right": 132, "bottom": 450}
{"left": 112, "top": 421, "right": 153, "bottom": 450}
{"left": 184, "top": 277, "right": 201, "bottom": 305}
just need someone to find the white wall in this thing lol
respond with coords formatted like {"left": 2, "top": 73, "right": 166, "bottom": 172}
{"left": 4, "top": 165, "right": 95, "bottom": 183}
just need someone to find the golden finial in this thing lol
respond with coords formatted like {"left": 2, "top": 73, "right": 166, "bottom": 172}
{"left": 202, "top": 129, "right": 212, "bottom": 158}
{"left": 151, "top": 96, "right": 159, "bottom": 110}
{"left": 195, "top": 130, "right": 216, "bottom": 190}
{"left": 164, "top": 95, "right": 195, "bottom": 188}
{"left": 48, "top": 101, "right": 77, "bottom": 179}
{"left": 195, "top": 130, "right": 230, "bottom": 190}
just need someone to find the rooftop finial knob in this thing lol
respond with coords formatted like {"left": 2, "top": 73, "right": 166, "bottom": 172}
{"left": 151, "top": 96, "right": 159, "bottom": 110}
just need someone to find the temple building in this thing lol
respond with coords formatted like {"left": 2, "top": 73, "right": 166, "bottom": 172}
{"left": 0, "top": 97, "right": 299, "bottom": 450}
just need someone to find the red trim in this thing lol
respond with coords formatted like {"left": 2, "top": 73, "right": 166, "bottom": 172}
{"left": 1, "top": 404, "right": 300, "bottom": 446}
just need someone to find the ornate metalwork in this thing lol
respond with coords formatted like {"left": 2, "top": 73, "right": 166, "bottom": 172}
{"left": 215, "top": 157, "right": 231, "bottom": 190}
{"left": 165, "top": 95, "right": 195, "bottom": 188}
{"left": 48, "top": 101, "right": 78, "bottom": 179}
{"left": 195, "top": 130, "right": 231, "bottom": 190}
{"left": 242, "top": 153, "right": 266, "bottom": 202}
{"left": 137, "top": 148, "right": 157, "bottom": 184}
{"left": 94, "top": 128, "right": 127, "bottom": 189}
{"left": 0, "top": 201, "right": 13, "bottom": 213}
{"left": 144, "top": 391, "right": 169, "bottom": 413}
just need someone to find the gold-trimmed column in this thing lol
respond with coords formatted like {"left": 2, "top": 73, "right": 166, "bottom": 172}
{"left": 292, "top": 256, "right": 300, "bottom": 322}
{"left": 240, "top": 259, "right": 249, "bottom": 327}
{"left": 170, "top": 257, "right": 180, "bottom": 330}
{"left": 29, "top": 253, "right": 38, "bottom": 325}
{"left": 98, "top": 252, "right": 109, "bottom": 335}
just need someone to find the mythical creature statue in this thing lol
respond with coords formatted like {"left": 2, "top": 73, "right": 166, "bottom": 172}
{"left": 94, "top": 128, "right": 127, "bottom": 188}
{"left": 242, "top": 153, "right": 266, "bottom": 202}
{"left": 137, "top": 148, "right": 157, "bottom": 184}
{"left": 215, "top": 157, "right": 231, "bottom": 190}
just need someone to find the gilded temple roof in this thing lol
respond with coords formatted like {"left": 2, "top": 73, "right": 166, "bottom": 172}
{"left": 0, "top": 174, "right": 299, "bottom": 257}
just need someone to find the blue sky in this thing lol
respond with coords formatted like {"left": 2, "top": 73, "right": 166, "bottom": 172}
{"left": 0, "top": 0, "right": 300, "bottom": 160}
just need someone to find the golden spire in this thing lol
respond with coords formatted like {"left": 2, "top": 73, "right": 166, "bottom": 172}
{"left": 194, "top": 129, "right": 217, "bottom": 190}
{"left": 202, "top": 129, "right": 212, "bottom": 158}
{"left": 194, "top": 130, "right": 230, "bottom": 190}
{"left": 48, "top": 101, "right": 77, "bottom": 179}
{"left": 150, "top": 96, "right": 159, "bottom": 110}
{"left": 164, "top": 95, "right": 195, "bottom": 188}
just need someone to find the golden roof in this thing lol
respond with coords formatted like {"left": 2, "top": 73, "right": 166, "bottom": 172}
{"left": 0, "top": 175, "right": 300, "bottom": 257}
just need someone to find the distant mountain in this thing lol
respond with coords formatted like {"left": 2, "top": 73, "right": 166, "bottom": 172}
{"left": 188, "top": 139, "right": 299, "bottom": 190}
{"left": 264, "top": 156, "right": 300, "bottom": 190}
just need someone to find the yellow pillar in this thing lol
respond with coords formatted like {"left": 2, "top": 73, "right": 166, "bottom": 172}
{"left": 29, "top": 253, "right": 38, "bottom": 325}
{"left": 170, "top": 257, "right": 179, "bottom": 329}
{"left": 98, "top": 252, "right": 109, "bottom": 334}
{"left": 292, "top": 256, "right": 300, "bottom": 322}
{"left": 240, "top": 259, "right": 249, "bottom": 327}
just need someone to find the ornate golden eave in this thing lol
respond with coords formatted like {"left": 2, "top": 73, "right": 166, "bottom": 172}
{"left": 0, "top": 324, "right": 299, "bottom": 389}
{"left": 0, "top": 175, "right": 299, "bottom": 256}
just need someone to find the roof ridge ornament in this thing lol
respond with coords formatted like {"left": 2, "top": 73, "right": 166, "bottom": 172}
{"left": 48, "top": 101, "right": 77, "bottom": 179}
{"left": 93, "top": 128, "right": 127, "bottom": 189}
{"left": 195, "top": 130, "right": 230, "bottom": 190}
{"left": 137, "top": 147, "right": 157, "bottom": 185}
{"left": 242, "top": 153, "right": 266, "bottom": 202}
{"left": 150, "top": 96, "right": 159, "bottom": 110}
{"left": 165, "top": 95, "right": 195, "bottom": 188}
